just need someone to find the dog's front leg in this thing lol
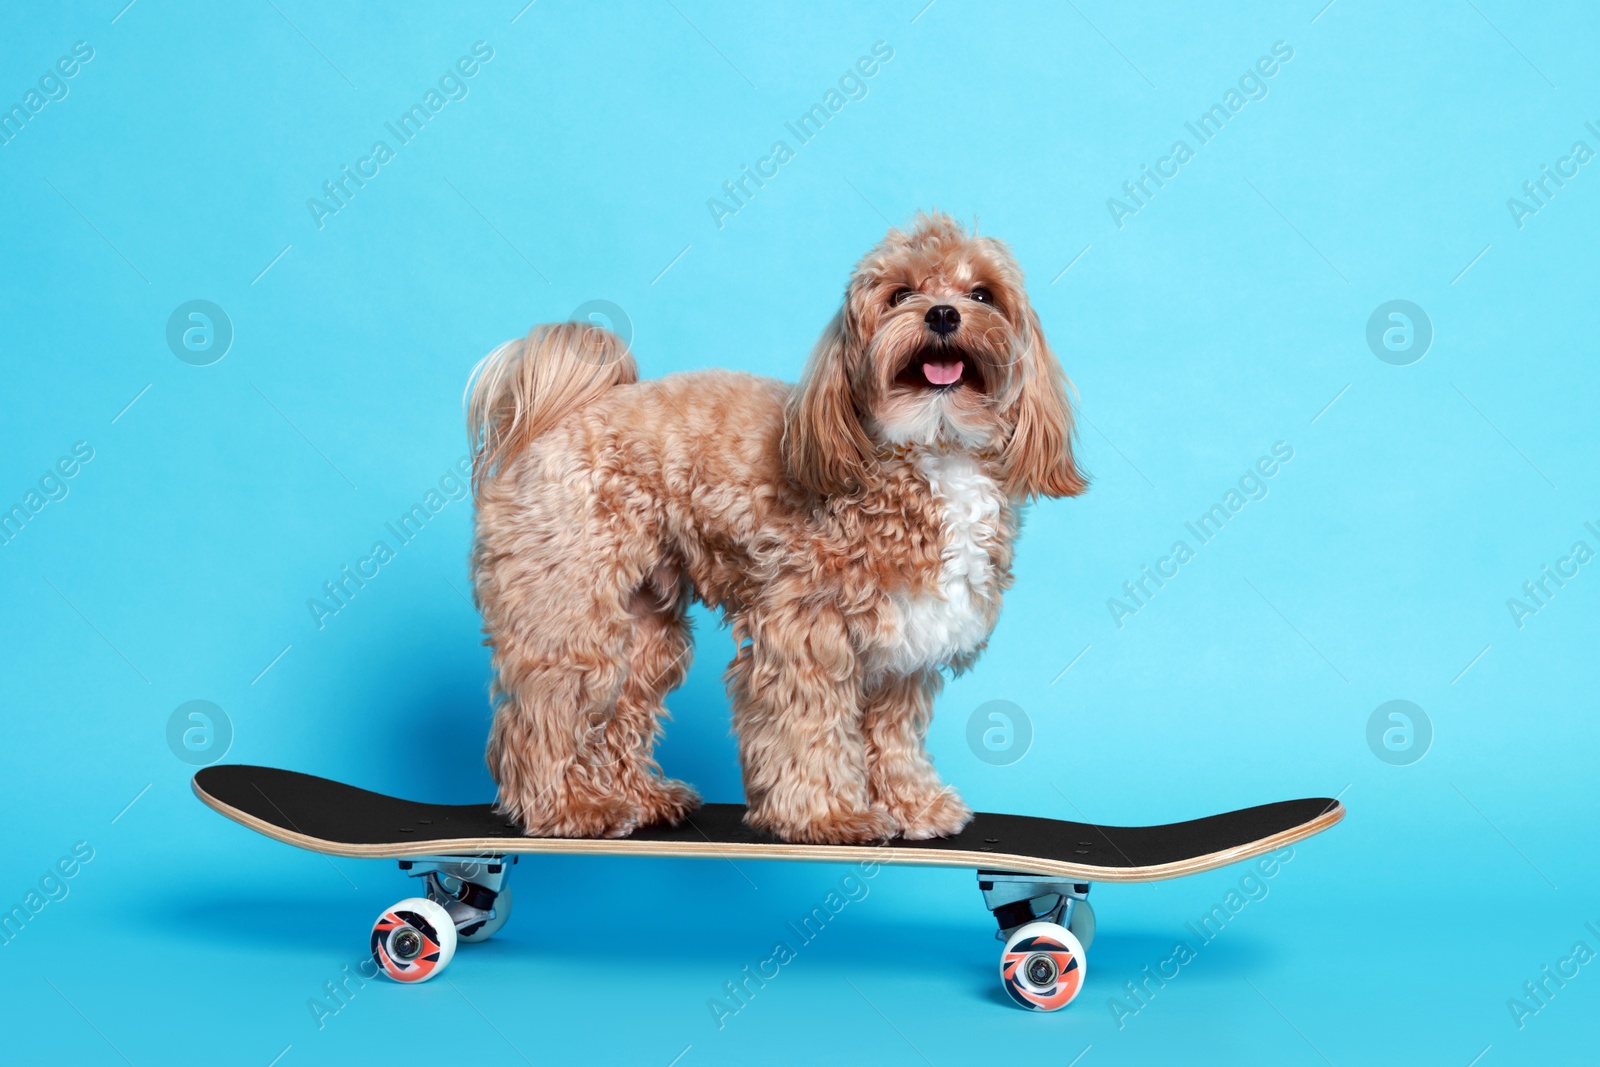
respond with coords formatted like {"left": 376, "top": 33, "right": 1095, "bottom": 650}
{"left": 863, "top": 670, "right": 972, "bottom": 840}
{"left": 727, "top": 603, "right": 895, "bottom": 845}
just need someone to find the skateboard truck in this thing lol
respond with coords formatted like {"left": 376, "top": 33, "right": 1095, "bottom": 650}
{"left": 977, "top": 871, "right": 1093, "bottom": 940}
{"left": 394, "top": 856, "right": 517, "bottom": 944}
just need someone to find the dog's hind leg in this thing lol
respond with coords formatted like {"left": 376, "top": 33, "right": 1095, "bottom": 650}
{"left": 484, "top": 607, "right": 641, "bottom": 838}
{"left": 479, "top": 509, "right": 668, "bottom": 838}
{"left": 482, "top": 530, "right": 702, "bottom": 838}
{"left": 598, "top": 570, "right": 702, "bottom": 829}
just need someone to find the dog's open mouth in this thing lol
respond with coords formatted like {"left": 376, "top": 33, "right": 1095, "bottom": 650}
{"left": 895, "top": 349, "right": 983, "bottom": 392}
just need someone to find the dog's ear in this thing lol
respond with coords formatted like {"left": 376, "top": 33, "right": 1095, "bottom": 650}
{"left": 783, "top": 308, "right": 873, "bottom": 497}
{"left": 1001, "top": 308, "right": 1088, "bottom": 500}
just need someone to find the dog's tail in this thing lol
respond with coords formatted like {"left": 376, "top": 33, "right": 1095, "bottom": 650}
{"left": 465, "top": 322, "right": 637, "bottom": 494}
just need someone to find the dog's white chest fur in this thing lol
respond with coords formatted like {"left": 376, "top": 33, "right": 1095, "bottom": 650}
{"left": 883, "top": 451, "right": 1005, "bottom": 674}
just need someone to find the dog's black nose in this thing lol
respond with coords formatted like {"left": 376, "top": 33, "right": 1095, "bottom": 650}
{"left": 924, "top": 305, "right": 960, "bottom": 336}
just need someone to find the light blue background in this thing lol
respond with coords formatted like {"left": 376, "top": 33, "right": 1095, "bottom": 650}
{"left": 2, "top": 1, "right": 1596, "bottom": 1064}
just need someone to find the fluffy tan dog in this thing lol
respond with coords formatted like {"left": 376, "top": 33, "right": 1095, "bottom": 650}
{"left": 467, "top": 213, "right": 1084, "bottom": 845}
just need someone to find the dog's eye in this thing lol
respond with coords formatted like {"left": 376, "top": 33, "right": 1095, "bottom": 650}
{"left": 970, "top": 287, "right": 994, "bottom": 304}
{"left": 890, "top": 288, "right": 917, "bottom": 307}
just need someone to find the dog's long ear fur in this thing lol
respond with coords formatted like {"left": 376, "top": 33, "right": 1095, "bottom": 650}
{"left": 1002, "top": 308, "right": 1088, "bottom": 500}
{"left": 783, "top": 308, "right": 874, "bottom": 497}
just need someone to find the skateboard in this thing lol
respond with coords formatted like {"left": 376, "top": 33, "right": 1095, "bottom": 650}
{"left": 192, "top": 764, "right": 1343, "bottom": 1011}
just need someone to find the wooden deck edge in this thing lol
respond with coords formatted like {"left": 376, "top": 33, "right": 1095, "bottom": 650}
{"left": 193, "top": 778, "right": 1344, "bottom": 884}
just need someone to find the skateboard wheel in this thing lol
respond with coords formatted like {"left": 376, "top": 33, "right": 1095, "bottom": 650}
{"left": 458, "top": 884, "right": 514, "bottom": 944}
{"left": 1000, "top": 920, "right": 1086, "bottom": 1011}
{"left": 1068, "top": 899, "right": 1096, "bottom": 951}
{"left": 371, "top": 896, "right": 456, "bottom": 983}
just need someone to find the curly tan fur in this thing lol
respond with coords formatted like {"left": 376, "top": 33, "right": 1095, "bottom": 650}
{"left": 469, "top": 214, "right": 1085, "bottom": 844}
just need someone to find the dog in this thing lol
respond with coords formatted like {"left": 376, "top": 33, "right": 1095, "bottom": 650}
{"left": 466, "top": 212, "right": 1085, "bottom": 845}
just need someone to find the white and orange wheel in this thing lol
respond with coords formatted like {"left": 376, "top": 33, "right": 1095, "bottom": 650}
{"left": 371, "top": 897, "right": 456, "bottom": 983}
{"left": 1000, "top": 920, "right": 1086, "bottom": 1011}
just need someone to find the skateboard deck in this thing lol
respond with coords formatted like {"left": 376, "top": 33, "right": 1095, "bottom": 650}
{"left": 194, "top": 764, "right": 1343, "bottom": 1007}
{"left": 193, "top": 764, "right": 1342, "bottom": 882}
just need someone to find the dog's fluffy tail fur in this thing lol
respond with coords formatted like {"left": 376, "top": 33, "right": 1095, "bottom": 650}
{"left": 465, "top": 322, "right": 637, "bottom": 493}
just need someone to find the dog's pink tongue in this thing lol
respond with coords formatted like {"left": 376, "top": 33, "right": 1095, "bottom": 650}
{"left": 922, "top": 358, "right": 964, "bottom": 386}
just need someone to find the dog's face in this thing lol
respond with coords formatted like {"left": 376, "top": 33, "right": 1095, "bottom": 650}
{"left": 784, "top": 213, "right": 1087, "bottom": 501}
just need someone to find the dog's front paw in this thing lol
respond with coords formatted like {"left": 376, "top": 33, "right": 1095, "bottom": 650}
{"left": 883, "top": 787, "right": 972, "bottom": 841}
{"left": 746, "top": 803, "right": 897, "bottom": 845}
{"left": 634, "top": 777, "right": 702, "bottom": 830}
{"left": 508, "top": 791, "right": 643, "bottom": 839}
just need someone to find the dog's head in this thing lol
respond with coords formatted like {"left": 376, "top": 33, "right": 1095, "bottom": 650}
{"left": 783, "top": 212, "right": 1087, "bottom": 501}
